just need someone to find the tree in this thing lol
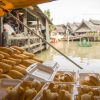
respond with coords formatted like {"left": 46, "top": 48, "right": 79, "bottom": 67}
{"left": 44, "top": 9, "right": 52, "bottom": 21}
{"left": 44, "top": 9, "right": 55, "bottom": 33}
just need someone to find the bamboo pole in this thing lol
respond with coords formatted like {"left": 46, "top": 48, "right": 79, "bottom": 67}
{"left": 0, "top": 7, "right": 83, "bottom": 69}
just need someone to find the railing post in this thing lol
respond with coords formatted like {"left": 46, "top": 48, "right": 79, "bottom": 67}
{"left": 0, "top": 17, "right": 3, "bottom": 46}
{"left": 46, "top": 19, "right": 50, "bottom": 49}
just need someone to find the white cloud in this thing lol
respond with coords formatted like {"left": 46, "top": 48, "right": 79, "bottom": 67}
{"left": 39, "top": 0, "right": 100, "bottom": 25}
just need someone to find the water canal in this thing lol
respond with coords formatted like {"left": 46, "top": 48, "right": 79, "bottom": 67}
{"left": 36, "top": 41, "right": 100, "bottom": 61}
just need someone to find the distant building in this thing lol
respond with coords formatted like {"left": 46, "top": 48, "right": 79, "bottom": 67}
{"left": 67, "top": 22, "right": 80, "bottom": 35}
{"left": 89, "top": 19, "right": 100, "bottom": 25}
{"left": 50, "top": 24, "right": 66, "bottom": 42}
{"left": 2, "top": 6, "right": 53, "bottom": 51}
{"left": 75, "top": 19, "right": 100, "bottom": 34}
{"left": 56, "top": 24, "right": 66, "bottom": 35}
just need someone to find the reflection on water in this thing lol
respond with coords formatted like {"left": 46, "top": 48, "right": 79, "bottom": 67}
{"left": 36, "top": 41, "right": 100, "bottom": 61}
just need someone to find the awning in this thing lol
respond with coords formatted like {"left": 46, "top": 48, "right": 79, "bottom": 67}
{"left": 0, "top": 0, "right": 55, "bottom": 16}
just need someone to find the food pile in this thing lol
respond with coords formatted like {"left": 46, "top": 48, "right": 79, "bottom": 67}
{"left": 0, "top": 46, "right": 100, "bottom": 100}
{"left": 3, "top": 80, "right": 43, "bottom": 100}
{"left": 40, "top": 82, "right": 73, "bottom": 100}
{"left": 76, "top": 85, "right": 100, "bottom": 100}
{"left": 0, "top": 46, "right": 43, "bottom": 79}
{"left": 80, "top": 74, "right": 100, "bottom": 86}
{"left": 75, "top": 73, "right": 100, "bottom": 100}
{"left": 46, "top": 72, "right": 100, "bottom": 100}
{"left": 53, "top": 72, "right": 74, "bottom": 82}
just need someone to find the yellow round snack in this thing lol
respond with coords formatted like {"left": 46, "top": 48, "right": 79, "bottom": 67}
{"left": 0, "top": 47, "right": 14, "bottom": 54}
{"left": 0, "top": 54, "right": 5, "bottom": 59}
{"left": 58, "top": 90, "right": 72, "bottom": 100}
{"left": 32, "top": 80, "right": 42, "bottom": 92}
{"left": 13, "top": 65, "right": 27, "bottom": 75}
{"left": 32, "top": 57, "right": 43, "bottom": 63}
{"left": 20, "top": 81, "right": 33, "bottom": 88}
{"left": 7, "top": 70, "right": 24, "bottom": 79}
{"left": 2, "top": 59, "right": 16, "bottom": 66}
{"left": 0, "top": 51, "right": 10, "bottom": 58}
{"left": 4, "top": 90, "right": 19, "bottom": 100}
{"left": 0, "top": 62, "right": 12, "bottom": 72}
{"left": 64, "top": 72, "right": 74, "bottom": 82}
{"left": 24, "top": 88, "right": 37, "bottom": 100}
{"left": 81, "top": 94, "right": 93, "bottom": 100}
{"left": 11, "top": 46, "right": 25, "bottom": 53}
{"left": 89, "top": 74, "right": 100, "bottom": 86}
{"left": 80, "top": 79, "right": 91, "bottom": 86}
{"left": 11, "top": 54, "right": 25, "bottom": 60}
{"left": 78, "top": 85, "right": 91, "bottom": 95}
{"left": 18, "top": 64, "right": 27, "bottom": 69}
{"left": 0, "top": 68, "right": 3, "bottom": 74}
{"left": 10, "top": 47, "right": 22, "bottom": 54}
{"left": 8, "top": 57, "right": 22, "bottom": 65}
{"left": 19, "top": 54, "right": 29, "bottom": 59}
{"left": 21, "top": 60, "right": 36, "bottom": 67}
{"left": 0, "top": 74, "right": 13, "bottom": 79}
{"left": 23, "top": 52, "right": 35, "bottom": 59}
{"left": 92, "top": 88, "right": 100, "bottom": 96}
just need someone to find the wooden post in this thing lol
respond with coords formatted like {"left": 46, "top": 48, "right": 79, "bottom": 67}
{"left": 23, "top": 9, "right": 30, "bottom": 51}
{"left": 0, "top": 17, "right": 3, "bottom": 46}
{"left": 23, "top": 9, "right": 28, "bottom": 34}
{"left": 46, "top": 19, "right": 50, "bottom": 49}
{"left": 38, "top": 20, "right": 42, "bottom": 52}
{"left": 36, "top": 18, "right": 38, "bottom": 32}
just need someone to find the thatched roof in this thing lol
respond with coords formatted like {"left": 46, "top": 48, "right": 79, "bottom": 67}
{"left": 67, "top": 22, "right": 79, "bottom": 33}
{"left": 74, "top": 22, "right": 80, "bottom": 27}
{"left": 89, "top": 19, "right": 100, "bottom": 25}
{"left": 56, "top": 24, "right": 66, "bottom": 33}
{"left": 27, "top": 6, "right": 53, "bottom": 25}
{"left": 75, "top": 20, "right": 100, "bottom": 33}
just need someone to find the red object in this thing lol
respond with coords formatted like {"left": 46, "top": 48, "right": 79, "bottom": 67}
{"left": 50, "top": 38, "right": 56, "bottom": 43}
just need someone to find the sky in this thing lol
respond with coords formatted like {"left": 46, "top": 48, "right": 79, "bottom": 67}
{"left": 39, "top": 0, "right": 100, "bottom": 25}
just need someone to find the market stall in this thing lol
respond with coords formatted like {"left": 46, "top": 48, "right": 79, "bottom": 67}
{"left": 0, "top": 0, "right": 100, "bottom": 100}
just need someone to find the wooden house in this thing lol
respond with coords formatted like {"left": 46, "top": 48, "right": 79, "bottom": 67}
{"left": 0, "top": 6, "right": 53, "bottom": 53}
{"left": 75, "top": 20, "right": 100, "bottom": 35}
{"left": 67, "top": 22, "right": 80, "bottom": 35}
{"left": 55, "top": 24, "right": 66, "bottom": 40}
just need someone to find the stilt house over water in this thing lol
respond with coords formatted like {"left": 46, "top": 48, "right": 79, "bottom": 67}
{"left": 0, "top": 6, "right": 53, "bottom": 53}
{"left": 75, "top": 19, "right": 100, "bottom": 35}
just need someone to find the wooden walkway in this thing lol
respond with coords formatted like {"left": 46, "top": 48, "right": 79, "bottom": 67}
{"left": 64, "top": 33, "right": 100, "bottom": 41}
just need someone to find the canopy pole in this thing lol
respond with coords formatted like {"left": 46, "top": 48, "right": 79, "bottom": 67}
{"left": 0, "top": 7, "right": 83, "bottom": 69}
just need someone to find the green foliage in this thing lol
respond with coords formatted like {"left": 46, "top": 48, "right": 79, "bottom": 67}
{"left": 44, "top": 9, "right": 51, "bottom": 21}
{"left": 44, "top": 9, "right": 55, "bottom": 32}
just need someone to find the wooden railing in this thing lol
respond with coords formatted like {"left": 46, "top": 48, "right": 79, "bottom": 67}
{"left": 65, "top": 33, "right": 100, "bottom": 41}
{"left": 7, "top": 34, "right": 46, "bottom": 53}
